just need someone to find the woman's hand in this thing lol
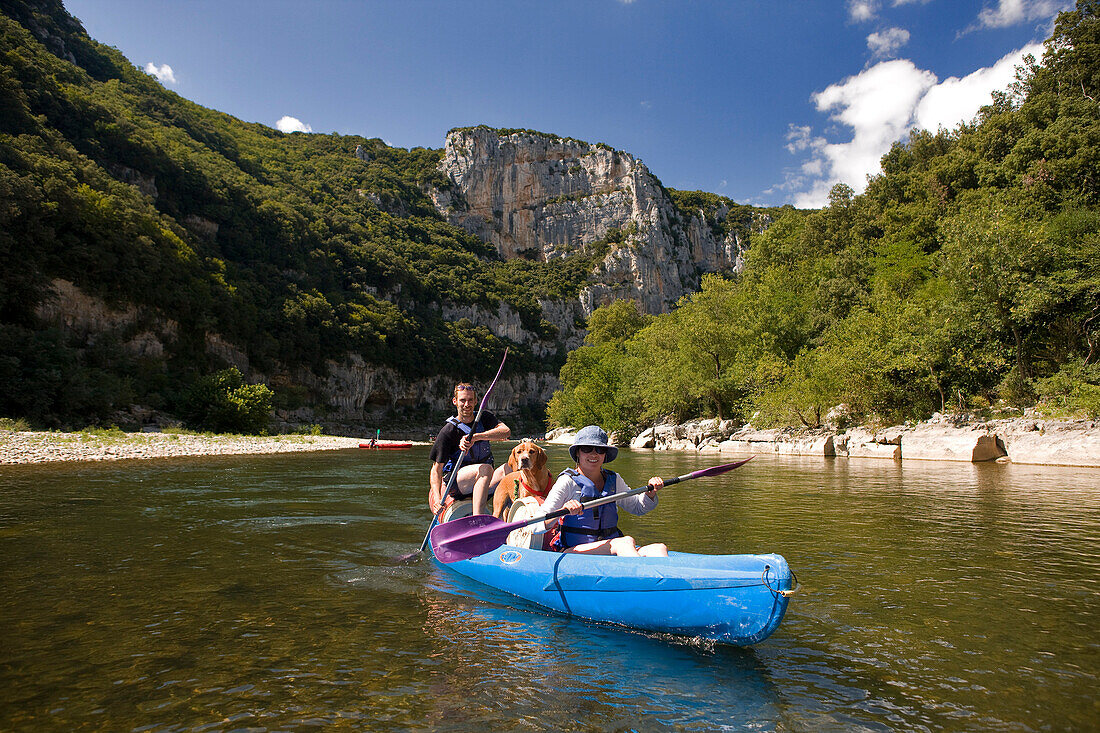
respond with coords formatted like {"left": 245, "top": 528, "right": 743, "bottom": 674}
{"left": 645, "top": 476, "right": 664, "bottom": 499}
{"left": 564, "top": 499, "right": 584, "bottom": 515}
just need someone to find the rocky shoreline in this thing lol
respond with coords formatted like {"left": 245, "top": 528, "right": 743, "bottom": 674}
{"left": 548, "top": 415, "right": 1100, "bottom": 468}
{"left": 0, "top": 431, "right": 405, "bottom": 465}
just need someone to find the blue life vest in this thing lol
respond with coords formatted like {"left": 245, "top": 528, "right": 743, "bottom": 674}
{"left": 557, "top": 468, "right": 622, "bottom": 548}
{"left": 442, "top": 416, "right": 495, "bottom": 474}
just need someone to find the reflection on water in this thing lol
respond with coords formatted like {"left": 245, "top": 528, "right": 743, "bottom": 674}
{"left": 0, "top": 447, "right": 1097, "bottom": 731}
{"left": 418, "top": 576, "right": 784, "bottom": 731}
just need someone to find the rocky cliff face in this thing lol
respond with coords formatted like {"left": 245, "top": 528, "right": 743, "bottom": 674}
{"left": 431, "top": 127, "right": 749, "bottom": 316}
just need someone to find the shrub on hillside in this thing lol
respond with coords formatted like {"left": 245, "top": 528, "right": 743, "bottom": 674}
{"left": 181, "top": 368, "right": 273, "bottom": 434}
{"left": 1035, "top": 360, "right": 1100, "bottom": 418}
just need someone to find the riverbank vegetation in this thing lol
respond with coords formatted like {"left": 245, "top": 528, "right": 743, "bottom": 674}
{"left": 549, "top": 2, "right": 1100, "bottom": 434}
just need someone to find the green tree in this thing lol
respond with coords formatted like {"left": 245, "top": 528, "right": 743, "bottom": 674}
{"left": 939, "top": 197, "right": 1084, "bottom": 401}
{"left": 627, "top": 275, "right": 758, "bottom": 423}
{"left": 546, "top": 342, "right": 632, "bottom": 432}
{"left": 755, "top": 347, "right": 842, "bottom": 428}
{"left": 584, "top": 298, "right": 651, "bottom": 345}
{"left": 181, "top": 368, "right": 273, "bottom": 433}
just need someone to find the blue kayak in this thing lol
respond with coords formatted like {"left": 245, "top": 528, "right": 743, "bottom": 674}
{"left": 430, "top": 539, "right": 795, "bottom": 645}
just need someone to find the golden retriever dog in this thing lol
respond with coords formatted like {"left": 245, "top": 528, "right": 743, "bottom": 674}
{"left": 492, "top": 439, "right": 552, "bottom": 519}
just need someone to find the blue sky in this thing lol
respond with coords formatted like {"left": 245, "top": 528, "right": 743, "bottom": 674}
{"left": 63, "top": 0, "right": 1072, "bottom": 208}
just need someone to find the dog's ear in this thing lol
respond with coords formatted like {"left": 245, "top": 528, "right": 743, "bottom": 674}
{"left": 508, "top": 444, "right": 521, "bottom": 472}
{"left": 532, "top": 444, "right": 546, "bottom": 473}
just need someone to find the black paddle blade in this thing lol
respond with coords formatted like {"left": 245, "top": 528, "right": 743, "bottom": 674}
{"left": 429, "top": 514, "right": 520, "bottom": 563}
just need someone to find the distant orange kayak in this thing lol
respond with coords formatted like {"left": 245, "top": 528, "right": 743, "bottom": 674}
{"left": 359, "top": 442, "right": 413, "bottom": 450}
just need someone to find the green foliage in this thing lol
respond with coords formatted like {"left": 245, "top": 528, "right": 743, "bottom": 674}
{"left": 547, "top": 342, "right": 634, "bottom": 434}
{"left": 79, "top": 425, "right": 126, "bottom": 438}
{"left": 585, "top": 298, "right": 651, "bottom": 345}
{"left": 667, "top": 188, "right": 759, "bottom": 239}
{"left": 181, "top": 368, "right": 273, "bottom": 434}
{"left": 0, "top": 324, "right": 127, "bottom": 429}
{"left": 546, "top": 299, "right": 655, "bottom": 433}
{"left": 447, "top": 125, "right": 603, "bottom": 150}
{"left": 550, "top": 2, "right": 1100, "bottom": 432}
{"left": 1034, "top": 359, "right": 1100, "bottom": 417}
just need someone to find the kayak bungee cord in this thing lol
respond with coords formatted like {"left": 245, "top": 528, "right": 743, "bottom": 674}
{"left": 763, "top": 565, "right": 800, "bottom": 598}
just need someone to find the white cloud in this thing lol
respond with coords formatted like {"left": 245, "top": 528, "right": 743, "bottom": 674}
{"left": 801, "top": 157, "right": 825, "bottom": 177}
{"left": 804, "top": 59, "right": 936, "bottom": 206}
{"left": 144, "top": 62, "right": 176, "bottom": 85}
{"left": 975, "top": 0, "right": 1072, "bottom": 29}
{"left": 784, "top": 43, "right": 1045, "bottom": 207}
{"left": 915, "top": 42, "right": 1043, "bottom": 132}
{"left": 640, "top": 100, "right": 653, "bottom": 109}
{"left": 785, "top": 124, "right": 825, "bottom": 155}
{"left": 849, "top": 0, "right": 878, "bottom": 22}
{"left": 276, "top": 115, "right": 313, "bottom": 133}
{"left": 867, "top": 27, "right": 910, "bottom": 59}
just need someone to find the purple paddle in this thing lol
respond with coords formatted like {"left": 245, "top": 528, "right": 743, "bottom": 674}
{"left": 393, "top": 348, "right": 509, "bottom": 563}
{"left": 430, "top": 456, "right": 754, "bottom": 563}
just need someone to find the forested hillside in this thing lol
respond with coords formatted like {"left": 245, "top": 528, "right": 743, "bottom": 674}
{"left": 550, "top": 1, "right": 1100, "bottom": 433}
{"left": 0, "top": 0, "right": 656, "bottom": 430}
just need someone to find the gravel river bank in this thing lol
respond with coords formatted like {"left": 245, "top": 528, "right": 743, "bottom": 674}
{"left": 0, "top": 431, "right": 410, "bottom": 464}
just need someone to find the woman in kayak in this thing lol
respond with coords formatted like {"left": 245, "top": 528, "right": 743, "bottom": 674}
{"left": 540, "top": 425, "right": 668, "bottom": 557}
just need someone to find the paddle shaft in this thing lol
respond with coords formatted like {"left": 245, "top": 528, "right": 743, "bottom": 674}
{"left": 415, "top": 348, "right": 509, "bottom": 553}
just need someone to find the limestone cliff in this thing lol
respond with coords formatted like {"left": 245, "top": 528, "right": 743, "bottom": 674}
{"left": 431, "top": 127, "right": 754, "bottom": 316}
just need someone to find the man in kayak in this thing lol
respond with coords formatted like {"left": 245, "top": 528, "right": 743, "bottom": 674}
{"left": 540, "top": 425, "right": 668, "bottom": 557}
{"left": 429, "top": 382, "right": 511, "bottom": 515}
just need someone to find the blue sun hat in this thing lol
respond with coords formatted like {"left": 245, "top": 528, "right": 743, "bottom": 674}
{"left": 569, "top": 425, "right": 618, "bottom": 463}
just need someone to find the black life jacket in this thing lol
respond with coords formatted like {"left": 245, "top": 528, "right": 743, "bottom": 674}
{"left": 442, "top": 416, "right": 494, "bottom": 474}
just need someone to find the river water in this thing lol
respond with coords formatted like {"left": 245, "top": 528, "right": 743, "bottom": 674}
{"left": 1, "top": 446, "right": 1097, "bottom": 731}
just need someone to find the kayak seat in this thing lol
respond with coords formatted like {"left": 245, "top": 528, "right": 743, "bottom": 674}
{"left": 506, "top": 497, "right": 543, "bottom": 548}
{"left": 441, "top": 500, "right": 473, "bottom": 523}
